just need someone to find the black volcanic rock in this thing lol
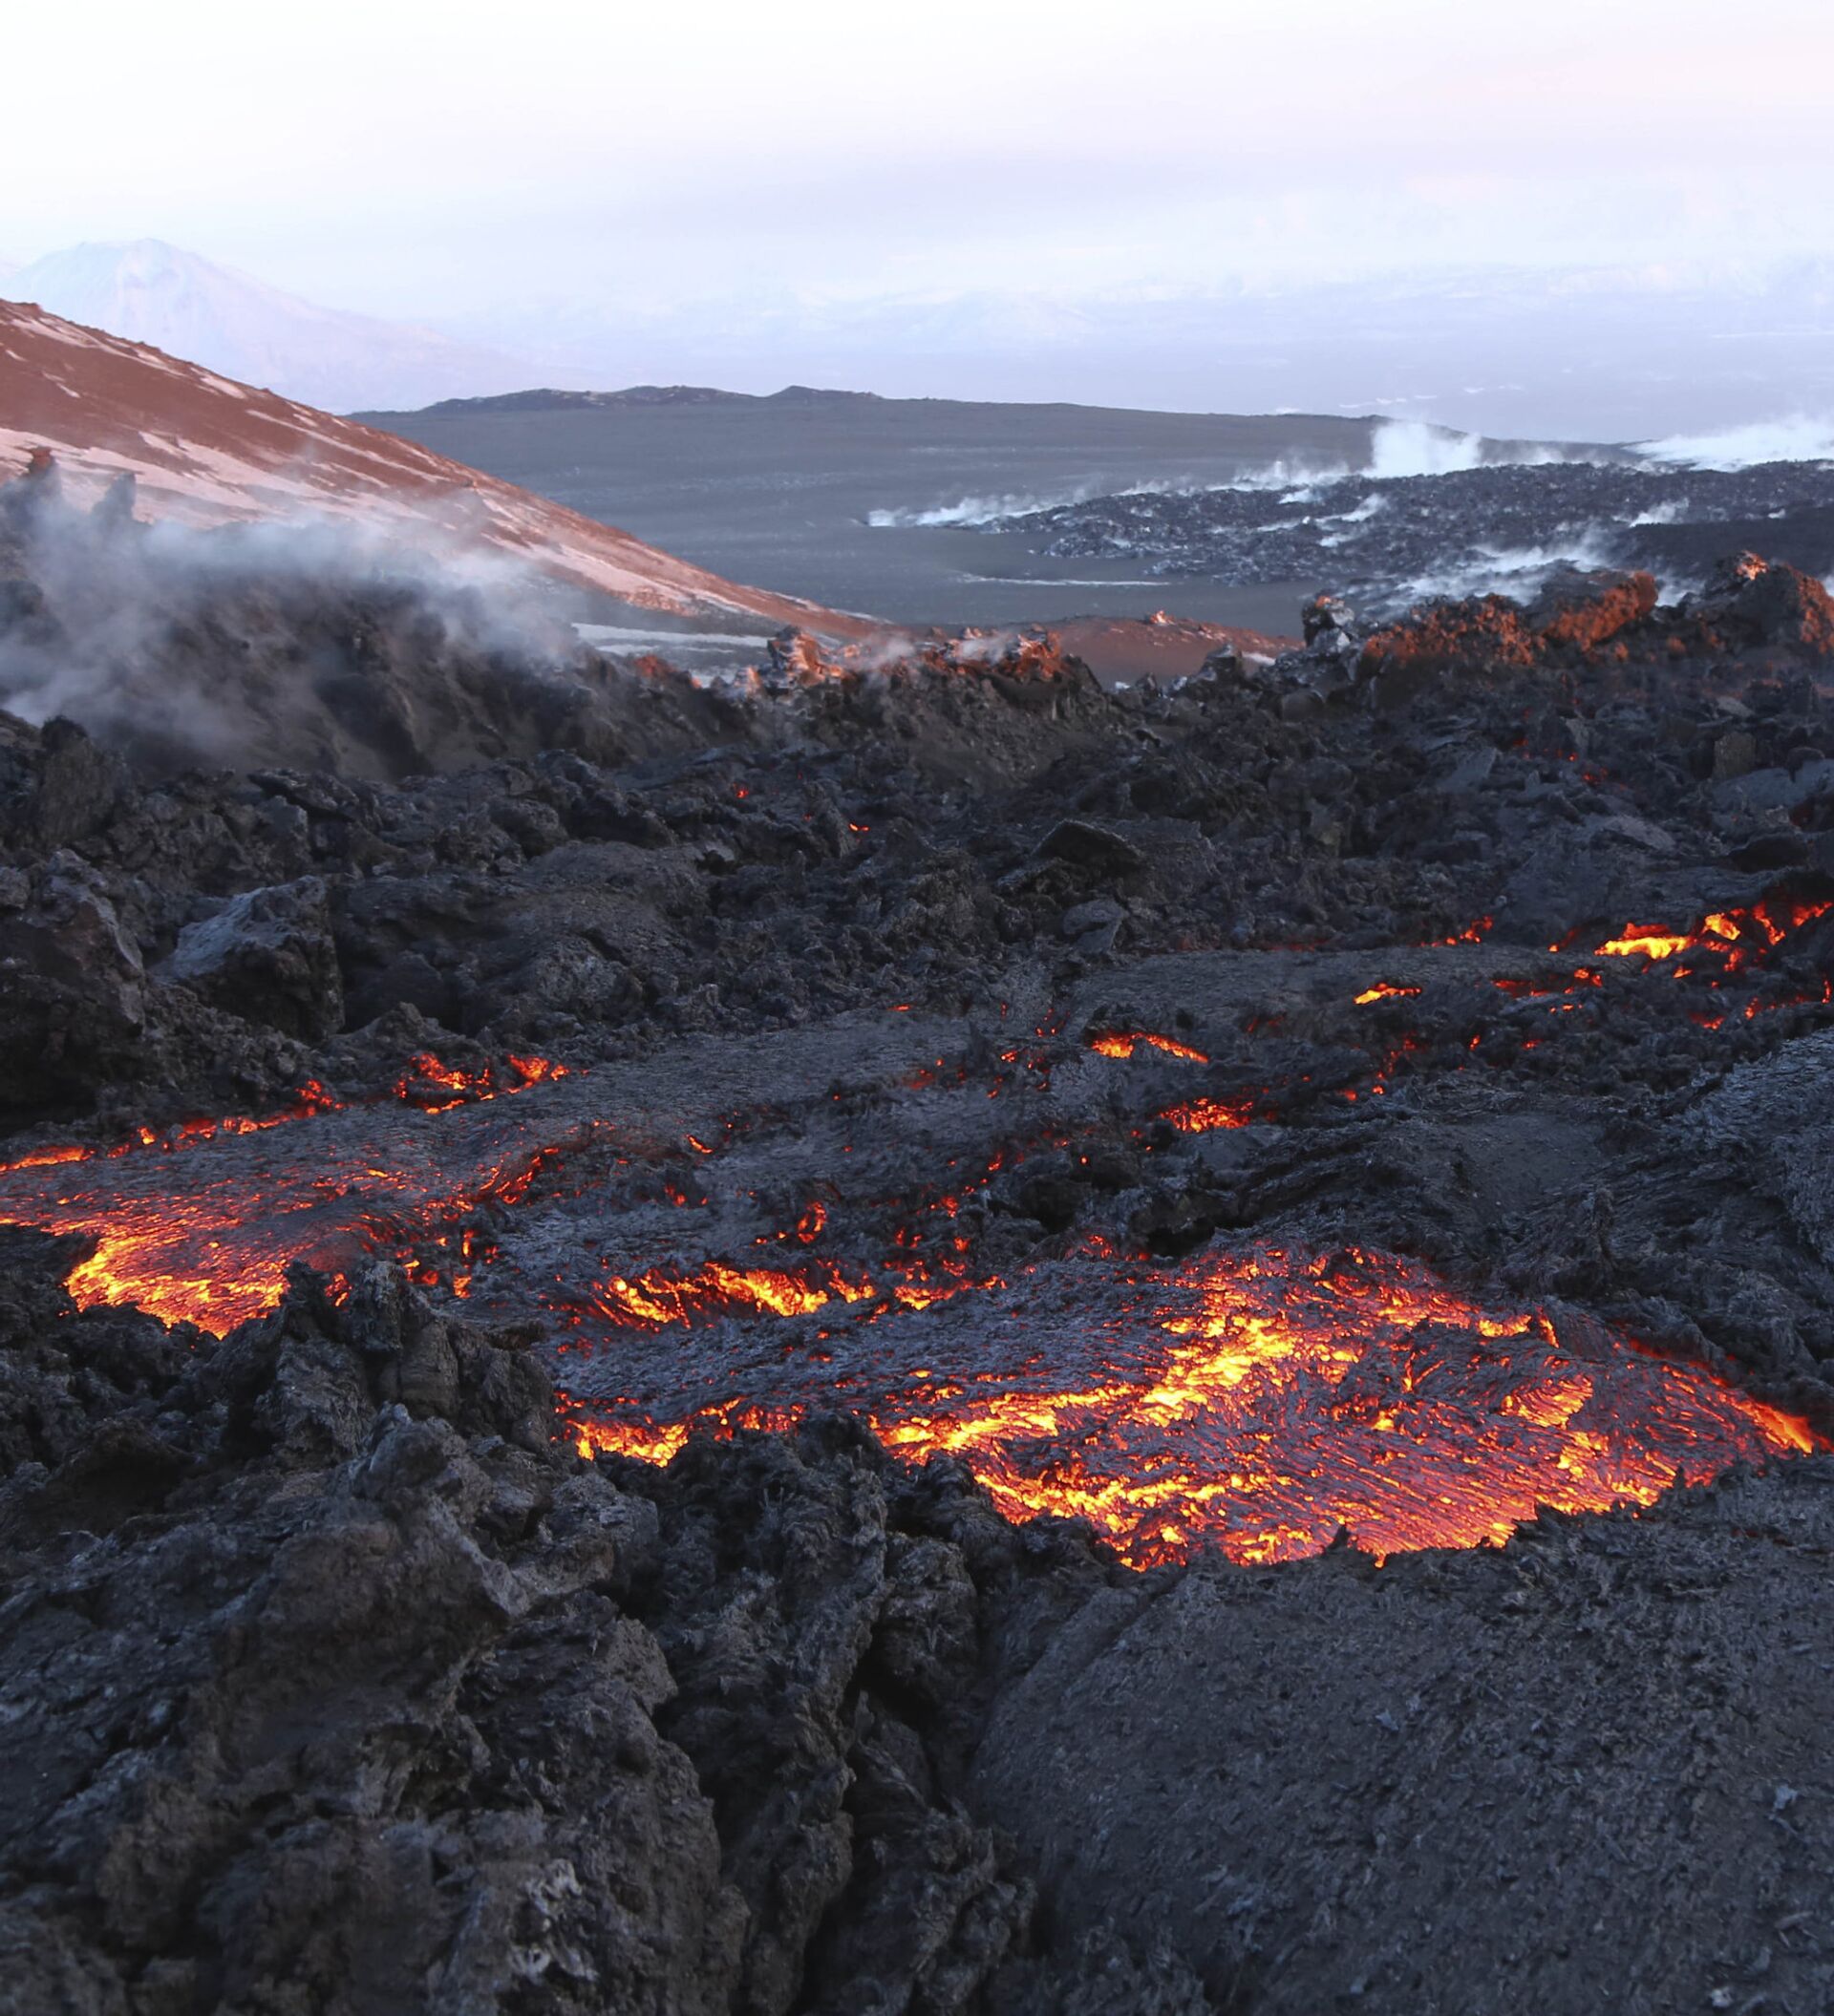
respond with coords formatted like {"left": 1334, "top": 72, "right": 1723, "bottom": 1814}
{"left": 160, "top": 875, "right": 345, "bottom": 1040}
{"left": 0, "top": 1241, "right": 1117, "bottom": 2016}
{"left": 1036, "top": 818, "right": 1148, "bottom": 876}
{"left": 990, "top": 456, "right": 1834, "bottom": 618}
{"left": 1692, "top": 549, "right": 1834, "bottom": 653}
{"left": 0, "top": 851, "right": 147, "bottom": 1111}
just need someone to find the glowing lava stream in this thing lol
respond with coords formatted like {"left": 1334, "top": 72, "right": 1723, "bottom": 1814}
{"left": 2, "top": 1008, "right": 1823, "bottom": 1575}
{"left": 0, "top": 1054, "right": 576, "bottom": 1332}
{"left": 1088, "top": 1030, "right": 1209, "bottom": 1063}
{"left": 568, "top": 1244, "right": 1823, "bottom": 1569}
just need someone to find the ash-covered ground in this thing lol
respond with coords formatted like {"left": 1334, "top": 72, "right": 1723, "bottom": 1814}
{"left": 10, "top": 469, "right": 1834, "bottom": 2011}
{"left": 991, "top": 456, "right": 1834, "bottom": 618}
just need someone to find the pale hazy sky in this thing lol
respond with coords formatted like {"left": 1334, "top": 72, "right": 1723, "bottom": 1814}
{"left": 8, "top": 0, "right": 1833, "bottom": 317}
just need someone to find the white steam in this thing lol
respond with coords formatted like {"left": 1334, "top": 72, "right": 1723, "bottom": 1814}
{"left": 866, "top": 478, "right": 1206, "bottom": 529}
{"left": 1635, "top": 415, "right": 1834, "bottom": 471}
{"left": 1367, "top": 419, "right": 1619, "bottom": 479}
{"left": 0, "top": 485, "right": 590, "bottom": 775}
{"left": 864, "top": 418, "right": 1622, "bottom": 532}
{"left": 1380, "top": 528, "right": 1683, "bottom": 614}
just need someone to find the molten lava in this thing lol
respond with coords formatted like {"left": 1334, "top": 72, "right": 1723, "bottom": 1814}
{"left": 0, "top": 1054, "right": 573, "bottom": 1333}
{"left": 1590, "top": 896, "right": 1832, "bottom": 972}
{"left": 568, "top": 1244, "right": 1821, "bottom": 1569}
{"left": 564, "top": 1250, "right": 1002, "bottom": 1333}
{"left": 1090, "top": 1031, "right": 1210, "bottom": 1063}
{"left": 2, "top": 1008, "right": 1822, "bottom": 1580}
{"left": 1159, "top": 1095, "right": 1257, "bottom": 1134}
{"left": 395, "top": 1050, "right": 569, "bottom": 1112}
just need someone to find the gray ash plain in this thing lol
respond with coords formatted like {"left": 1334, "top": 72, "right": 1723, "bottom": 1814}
{"left": 356, "top": 388, "right": 1397, "bottom": 631}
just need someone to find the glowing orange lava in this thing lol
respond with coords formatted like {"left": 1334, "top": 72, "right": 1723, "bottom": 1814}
{"left": 0, "top": 1053, "right": 572, "bottom": 1334}
{"left": 395, "top": 1051, "right": 568, "bottom": 1112}
{"left": 567, "top": 1245, "right": 1823, "bottom": 1569}
{"left": 565, "top": 1250, "right": 1003, "bottom": 1334}
{"left": 1089, "top": 1031, "right": 1210, "bottom": 1063}
{"left": 1428, "top": 917, "right": 1494, "bottom": 946}
{"left": 1159, "top": 1095, "right": 1257, "bottom": 1133}
{"left": 1592, "top": 897, "right": 1832, "bottom": 971}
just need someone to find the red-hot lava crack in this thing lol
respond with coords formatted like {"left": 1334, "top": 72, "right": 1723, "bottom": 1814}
{"left": 1586, "top": 895, "right": 1833, "bottom": 970}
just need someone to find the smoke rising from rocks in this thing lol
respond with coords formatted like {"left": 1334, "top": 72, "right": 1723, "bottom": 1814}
{"left": 0, "top": 463, "right": 603, "bottom": 779}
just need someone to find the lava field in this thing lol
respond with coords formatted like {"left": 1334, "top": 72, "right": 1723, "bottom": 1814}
{"left": 990, "top": 455, "right": 1834, "bottom": 614}
{"left": 10, "top": 470, "right": 1834, "bottom": 2011}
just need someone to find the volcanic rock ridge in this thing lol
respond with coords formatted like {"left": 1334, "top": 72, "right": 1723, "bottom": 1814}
{"left": 11, "top": 495, "right": 1834, "bottom": 2010}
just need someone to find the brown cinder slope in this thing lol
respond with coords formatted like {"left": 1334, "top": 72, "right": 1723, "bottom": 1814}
{"left": 0, "top": 300, "right": 876, "bottom": 638}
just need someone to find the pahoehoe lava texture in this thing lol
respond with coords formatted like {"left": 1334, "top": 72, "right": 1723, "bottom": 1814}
{"left": 10, "top": 468, "right": 1834, "bottom": 2010}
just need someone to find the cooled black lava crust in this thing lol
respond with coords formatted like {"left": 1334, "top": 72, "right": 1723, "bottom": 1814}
{"left": 993, "top": 456, "right": 1834, "bottom": 614}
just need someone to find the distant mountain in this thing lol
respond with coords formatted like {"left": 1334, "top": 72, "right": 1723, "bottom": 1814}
{"left": 1, "top": 241, "right": 567, "bottom": 414}
{"left": 412, "top": 386, "right": 754, "bottom": 417}
{"left": 0, "top": 298, "right": 872, "bottom": 638}
{"left": 404, "top": 384, "right": 887, "bottom": 419}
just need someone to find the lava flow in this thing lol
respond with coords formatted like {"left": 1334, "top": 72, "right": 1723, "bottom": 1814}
{"left": 563, "top": 1247, "right": 1003, "bottom": 1334}
{"left": 3, "top": 1020, "right": 1822, "bottom": 1574}
{"left": 1589, "top": 895, "right": 1833, "bottom": 971}
{"left": 1089, "top": 1030, "right": 1209, "bottom": 1063}
{"left": 0, "top": 1054, "right": 577, "bottom": 1332}
{"left": 565, "top": 1243, "right": 1822, "bottom": 1568}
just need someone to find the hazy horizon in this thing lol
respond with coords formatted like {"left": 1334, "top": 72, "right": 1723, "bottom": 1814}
{"left": 7, "top": 0, "right": 1834, "bottom": 436}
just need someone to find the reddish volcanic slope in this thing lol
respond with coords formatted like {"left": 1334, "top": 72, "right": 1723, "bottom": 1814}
{"left": 0, "top": 300, "right": 874, "bottom": 636}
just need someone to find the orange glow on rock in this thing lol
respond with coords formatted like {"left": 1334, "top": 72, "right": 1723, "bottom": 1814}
{"left": 0, "top": 1053, "right": 574, "bottom": 1336}
{"left": 1593, "top": 897, "right": 1832, "bottom": 970}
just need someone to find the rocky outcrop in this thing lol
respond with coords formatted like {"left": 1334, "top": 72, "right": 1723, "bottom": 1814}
{"left": 1690, "top": 549, "right": 1834, "bottom": 655}
{"left": 0, "top": 851, "right": 147, "bottom": 1111}
{"left": 1356, "top": 568, "right": 1658, "bottom": 686}
{"left": 0, "top": 1235, "right": 1126, "bottom": 2015}
{"left": 1331, "top": 559, "right": 1833, "bottom": 703}
{"left": 161, "top": 876, "right": 344, "bottom": 1041}
{"left": 1526, "top": 565, "right": 1658, "bottom": 649}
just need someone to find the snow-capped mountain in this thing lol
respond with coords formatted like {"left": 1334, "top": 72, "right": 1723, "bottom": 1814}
{"left": 0, "top": 298, "right": 870, "bottom": 638}
{"left": 2, "top": 241, "right": 566, "bottom": 414}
